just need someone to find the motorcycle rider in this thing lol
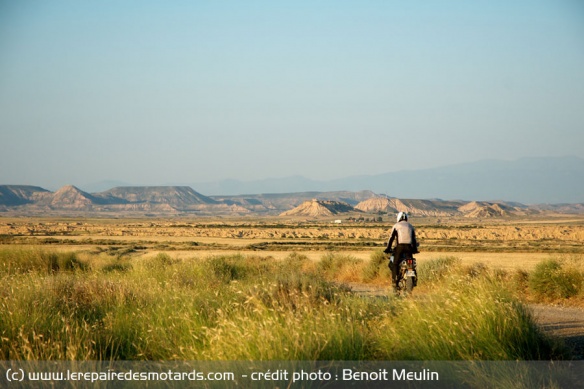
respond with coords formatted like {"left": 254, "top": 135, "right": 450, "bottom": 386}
{"left": 384, "top": 211, "right": 419, "bottom": 290}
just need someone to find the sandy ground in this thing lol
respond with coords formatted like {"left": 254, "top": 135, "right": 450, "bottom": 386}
{"left": 530, "top": 304, "right": 584, "bottom": 360}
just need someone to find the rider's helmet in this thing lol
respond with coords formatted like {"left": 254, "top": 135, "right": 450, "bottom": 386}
{"left": 397, "top": 211, "right": 408, "bottom": 222}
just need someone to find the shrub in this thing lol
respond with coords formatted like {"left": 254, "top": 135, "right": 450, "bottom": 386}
{"left": 280, "top": 252, "right": 313, "bottom": 273}
{"left": 417, "top": 256, "right": 461, "bottom": 284}
{"left": 512, "top": 269, "right": 530, "bottom": 294}
{"left": 317, "top": 252, "right": 363, "bottom": 282}
{"left": 466, "top": 262, "right": 488, "bottom": 278}
{"left": 50, "top": 274, "right": 138, "bottom": 323}
{"left": 47, "top": 252, "right": 89, "bottom": 273}
{"left": 142, "top": 252, "right": 179, "bottom": 271}
{"left": 362, "top": 250, "right": 391, "bottom": 282}
{"left": 102, "top": 262, "right": 133, "bottom": 273}
{"left": 269, "top": 272, "right": 351, "bottom": 307}
{"left": 205, "top": 254, "right": 274, "bottom": 283}
{"left": 528, "top": 259, "right": 583, "bottom": 300}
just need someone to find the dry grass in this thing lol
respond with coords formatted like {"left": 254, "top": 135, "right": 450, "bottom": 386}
{"left": 2, "top": 216, "right": 583, "bottom": 245}
{"left": 1, "top": 216, "right": 582, "bottom": 277}
{"left": 0, "top": 248, "right": 571, "bottom": 363}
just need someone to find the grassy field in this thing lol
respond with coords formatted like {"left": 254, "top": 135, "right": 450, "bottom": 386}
{"left": 1, "top": 246, "right": 582, "bottom": 362}
{"left": 1, "top": 217, "right": 583, "bottom": 367}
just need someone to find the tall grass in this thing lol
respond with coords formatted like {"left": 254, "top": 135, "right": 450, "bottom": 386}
{"left": 316, "top": 252, "right": 363, "bottom": 282}
{"left": 417, "top": 255, "right": 461, "bottom": 283}
{"left": 528, "top": 257, "right": 584, "bottom": 300}
{"left": 0, "top": 247, "right": 88, "bottom": 275}
{"left": 375, "top": 273, "right": 565, "bottom": 360}
{"left": 362, "top": 250, "right": 391, "bottom": 282}
{"left": 0, "top": 247, "right": 570, "bottom": 361}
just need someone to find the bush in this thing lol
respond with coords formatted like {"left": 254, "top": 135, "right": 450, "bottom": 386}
{"left": 362, "top": 250, "right": 391, "bottom": 282}
{"left": 47, "top": 252, "right": 89, "bottom": 273}
{"left": 512, "top": 269, "right": 530, "bottom": 294}
{"left": 528, "top": 259, "right": 583, "bottom": 300}
{"left": 205, "top": 254, "right": 274, "bottom": 283}
{"left": 280, "top": 252, "right": 313, "bottom": 273}
{"left": 102, "top": 262, "right": 133, "bottom": 273}
{"left": 466, "top": 262, "right": 488, "bottom": 278}
{"left": 142, "top": 252, "right": 179, "bottom": 271}
{"left": 317, "top": 253, "right": 363, "bottom": 282}
{"left": 269, "top": 272, "right": 351, "bottom": 307}
{"left": 417, "top": 256, "right": 461, "bottom": 284}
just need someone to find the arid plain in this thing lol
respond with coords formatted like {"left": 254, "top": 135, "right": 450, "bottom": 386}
{"left": 2, "top": 215, "right": 583, "bottom": 273}
{"left": 2, "top": 214, "right": 584, "bottom": 363}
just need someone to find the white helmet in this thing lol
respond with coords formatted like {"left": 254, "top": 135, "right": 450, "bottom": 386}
{"left": 397, "top": 212, "right": 408, "bottom": 222}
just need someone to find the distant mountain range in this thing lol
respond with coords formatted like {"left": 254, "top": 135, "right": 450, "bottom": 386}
{"left": 190, "top": 156, "right": 584, "bottom": 204}
{"left": 280, "top": 197, "right": 565, "bottom": 218}
{"left": 1, "top": 156, "right": 582, "bottom": 217}
{"left": 1, "top": 184, "right": 583, "bottom": 218}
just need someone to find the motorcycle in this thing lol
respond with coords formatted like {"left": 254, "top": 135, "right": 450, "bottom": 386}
{"left": 390, "top": 253, "right": 418, "bottom": 295}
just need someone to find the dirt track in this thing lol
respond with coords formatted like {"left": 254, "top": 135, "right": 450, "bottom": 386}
{"left": 530, "top": 304, "right": 584, "bottom": 360}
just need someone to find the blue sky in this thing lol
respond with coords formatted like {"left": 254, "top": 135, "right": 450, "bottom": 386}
{"left": 1, "top": 1, "right": 583, "bottom": 190}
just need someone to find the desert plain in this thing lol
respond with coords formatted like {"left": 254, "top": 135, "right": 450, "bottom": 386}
{"left": 1, "top": 214, "right": 583, "bottom": 273}
{"left": 2, "top": 213, "right": 584, "bottom": 365}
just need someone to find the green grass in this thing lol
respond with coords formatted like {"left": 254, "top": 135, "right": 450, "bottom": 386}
{"left": 528, "top": 257, "right": 584, "bottom": 300}
{"left": 0, "top": 246, "right": 88, "bottom": 275}
{"left": 362, "top": 249, "right": 391, "bottom": 282}
{"left": 376, "top": 273, "right": 564, "bottom": 360}
{"left": 0, "top": 247, "right": 572, "bottom": 362}
{"left": 417, "top": 255, "right": 461, "bottom": 283}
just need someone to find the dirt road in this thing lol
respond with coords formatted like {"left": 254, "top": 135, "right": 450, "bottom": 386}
{"left": 530, "top": 304, "right": 584, "bottom": 360}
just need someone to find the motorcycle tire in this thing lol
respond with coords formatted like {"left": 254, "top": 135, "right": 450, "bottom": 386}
{"left": 406, "top": 277, "right": 414, "bottom": 294}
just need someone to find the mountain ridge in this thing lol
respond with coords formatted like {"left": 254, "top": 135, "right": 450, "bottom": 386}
{"left": 1, "top": 156, "right": 583, "bottom": 217}
{"left": 1, "top": 184, "right": 583, "bottom": 217}
{"left": 189, "top": 156, "right": 584, "bottom": 204}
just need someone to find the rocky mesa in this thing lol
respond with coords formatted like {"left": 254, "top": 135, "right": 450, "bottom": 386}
{"left": 280, "top": 199, "right": 359, "bottom": 217}
{"left": 1, "top": 185, "right": 583, "bottom": 218}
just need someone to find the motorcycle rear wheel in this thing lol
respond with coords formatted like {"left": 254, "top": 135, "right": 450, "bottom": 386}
{"left": 406, "top": 277, "right": 414, "bottom": 294}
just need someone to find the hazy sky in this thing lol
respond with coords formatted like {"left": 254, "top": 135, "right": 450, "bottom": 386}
{"left": 1, "top": 1, "right": 583, "bottom": 190}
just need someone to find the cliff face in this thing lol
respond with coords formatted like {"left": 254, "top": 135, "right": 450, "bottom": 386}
{"left": 354, "top": 197, "right": 541, "bottom": 218}
{"left": 355, "top": 197, "right": 462, "bottom": 217}
{"left": 95, "top": 186, "right": 218, "bottom": 208}
{"left": 0, "top": 185, "right": 218, "bottom": 214}
{"left": 0, "top": 185, "right": 51, "bottom": 206}
{"left": 48, "top": 185, "right": 97, "bottom": 209}
{"left": 354, "top": 197, "right": 396, "bottom": 213}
